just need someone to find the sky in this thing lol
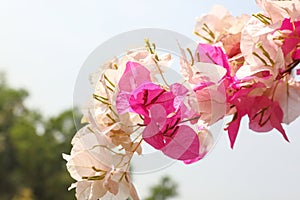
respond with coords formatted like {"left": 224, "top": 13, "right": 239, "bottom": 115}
{"left": 1, "top": 0, "right": 300, "bottom": 199}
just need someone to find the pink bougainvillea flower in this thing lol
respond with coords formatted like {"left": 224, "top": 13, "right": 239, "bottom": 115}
{"left": 278, "top": 18, "right": 300, "bottom": 60}
{"left": 132, "top": 87, "right": 201, "bottom": 162}
{"left": 142, "top": 104, "right": 200, "bottom": 162}
{"left": 248, "top": 96, "right": 289, "bottom": 142}
{"left": 127, "top": 81, "right": 197, "bottom": 125}
{"left": 226, "top": 81, "right": 290, "bottom": 148}
{"left": 225, "top": 82, "right": 265, "bottom": 148}
{"left": 226, "top": 94, "right": 255, "bottom": 148}
{"left": 116, "top": 61, "right": 202, "bottom": 163}
{"left": 117, "top": 62, "right": 193, "bottom": 121}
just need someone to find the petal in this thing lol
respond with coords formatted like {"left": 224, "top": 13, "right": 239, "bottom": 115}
{"left": 195, "top": 83, "right": 227, "bottom": 125}
{"left": 104, "top": 175, "right": 119, "bottom": 195}
{"left": 116, "top": 92, "right": 131, "bottom": 114}
{"left": 161, "top": 125, "right": 200, "bottom": 161}
{"left": 118, "top": 61, "right": 151, "bottom": 92}
{"left": 292, "top": 49, "right": 300, "bottom": 59}
{"left": 129, "top": 82, "right": 164, "bottom": 116}
{"left": 274, "top": 80, "right": 300, "bottom": 124}
{"left": 66, "top": 150, "right": 101, "bottom": 181}
{"left": 196, "top": 43, "right": 230, "bottom": 72}
{"left": 183, "top": 128, "right": 214, "bottom": 164}
{"left": 76, "top": 180, "right": 106, "bottom": 200}
{"left": 226, "top": 112, "right": 243, "bottom": 148}
{"left": 270, "top": 102, "right": 289, "bottom": 142}
{"left": 142, "top": 104, "right": 167, "bottom": 149}
{"left": 170, "top": 83, "right": 189, "bottom": 112}
{"left": 192, "top": 62, "right": 227, "bottom": 83}
{"left": 248, "top": 96, "right": 289, "bottom": 142}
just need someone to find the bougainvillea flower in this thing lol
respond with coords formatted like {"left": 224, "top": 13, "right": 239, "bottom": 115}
{"left": 63, "top": 125, "right": 139, "bottom": 200}
{"left": 225, "top": 82, "right": 265, "bottom": 148}
{"left": 226, "top": 96, "right": 255, "bottom": 148}
{"left": 128, "top": 82, "right": 195, "bottom": 122}
{"left": 248, "top": 96, "right": 289, "bottom": 142}
{"left": 226, "top": 80, "right": 290, "bottom": 148}
{"left": 239, "top": 17, "right": 286, "bottom": 86}
{"left": 255, "top": 0, "right": 300, "bottom": 23}
{"left": 194, "top": 5, "right": 250, "bottom": 46}
{"left": 116, "top": 61, "right": 202, "bottom": 162}
{"left": 117, "top": 61, "right": 194, "bottom": 121}
{"left": 240, "top": 17, "right": 276, "bottom": 63}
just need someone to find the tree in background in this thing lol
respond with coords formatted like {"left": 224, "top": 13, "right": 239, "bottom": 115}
{"left": 145, "top": 176, "right": 178, "bottom": 200}
{"left": 0, "top": 73, "right": 30, "bottom": 199}
{"left": 0, "top": 74, "right": 81, "bottom": 200}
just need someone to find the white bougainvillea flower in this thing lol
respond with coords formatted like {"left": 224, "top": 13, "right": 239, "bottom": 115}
{"left": 194, "top": 5, "right": 249, "bottom": 43}
{"left": 239, "top": 17, "right": 286, "bottom": 86}
{"left": 255, "top": 0, "right": 300, "bottom": 23}
{"left": 63, "top": 125, "right": 139, "bottom": 200}
{"left": 194, "top": 5, "right": 250, "bottom": 58}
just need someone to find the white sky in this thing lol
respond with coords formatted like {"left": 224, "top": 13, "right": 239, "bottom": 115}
{"left": 1, "top": 0, "right": 300, "bottom": 199}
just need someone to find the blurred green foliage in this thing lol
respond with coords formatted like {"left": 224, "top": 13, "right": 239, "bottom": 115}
{"left": 0, "top": 74, "right": 80, "bottom": 200}
{"left": 145, "top": 176, "right": 178, "bottom": 200}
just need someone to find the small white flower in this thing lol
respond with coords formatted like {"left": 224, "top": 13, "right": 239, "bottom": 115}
{"left": 64, "top": 125, "right": 139, "bottom": 200}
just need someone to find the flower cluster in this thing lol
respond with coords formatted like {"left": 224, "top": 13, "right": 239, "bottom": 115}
{"left": 193, "top": 0, "right": 300, "bottom": 147}
{"left": 65, "top": 0, "right": 300, "bottom": 199}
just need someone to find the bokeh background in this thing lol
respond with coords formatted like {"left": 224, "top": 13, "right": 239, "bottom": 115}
{"left": 1, "top": 0, "right": 300, "bottom": 199}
